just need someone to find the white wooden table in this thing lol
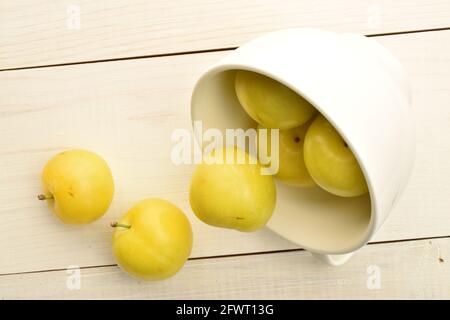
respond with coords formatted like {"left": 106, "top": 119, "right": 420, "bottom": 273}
{"left": 0, "top": 0, "right": 449, "bottom": 299}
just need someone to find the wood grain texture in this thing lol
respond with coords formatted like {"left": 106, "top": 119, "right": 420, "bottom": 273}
{"left": 0, "top": 238, "right": 448, "bottom": 299}
{"left": 0, "top": 30, "right": 449, "bottom": 276}
{"left": 1, "top": 0, "right": 450, "bottom": 69}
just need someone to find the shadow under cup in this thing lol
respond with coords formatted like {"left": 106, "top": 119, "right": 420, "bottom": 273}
{"left": 191, "top": 69, "right": 372, "bottom": 254}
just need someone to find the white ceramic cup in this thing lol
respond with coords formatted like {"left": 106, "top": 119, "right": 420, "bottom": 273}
{"left": 190, "top": 28, "right": 415, "bottom": 265}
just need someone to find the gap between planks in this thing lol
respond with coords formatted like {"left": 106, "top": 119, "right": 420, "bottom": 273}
{"left": 1, "top": 235, "right": 448, "bottom": 278}
{"left": 1, "top": 26, "right": 450, "bottom": 73}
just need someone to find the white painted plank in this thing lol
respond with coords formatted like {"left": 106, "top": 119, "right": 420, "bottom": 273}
{"left": 0, "top": 31, "right": 449, "bottom": 275}
{"left": 0, "top": 238, "right": 448, "bottom": 299}
{"left": 1, "top": 0, "right": 450, "bottom": 69}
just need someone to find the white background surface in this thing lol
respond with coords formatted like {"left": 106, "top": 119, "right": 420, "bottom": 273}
{"left": 0, "top": 0, "right": 449, "bottom": 299}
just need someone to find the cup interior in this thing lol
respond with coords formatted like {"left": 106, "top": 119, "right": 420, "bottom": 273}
{"left": 191, "top": 68, "right": 373, "bottom": 254}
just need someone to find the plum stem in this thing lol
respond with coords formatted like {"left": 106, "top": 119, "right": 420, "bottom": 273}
{"left": 37, "top": 194, "right": 53, "bottom": 200}
{"left": 110, "top": 222, "right": 131, "bottom": 229}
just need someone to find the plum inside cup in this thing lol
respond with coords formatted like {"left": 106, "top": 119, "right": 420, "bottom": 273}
{"left": 303, "top": 115, "right": 369, "bottom": 197}
{"left": 234, "top": 69, "right": 369, "bottom": 198}
{"left": 257, "top": 122, "right": 316, "bottom": 188}
{"left": 235, "top": 70, "right": 317, "bottom": 130}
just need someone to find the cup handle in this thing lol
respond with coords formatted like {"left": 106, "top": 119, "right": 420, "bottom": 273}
{"left": 311, "top": 252, "right": 354, "bottom": 266}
